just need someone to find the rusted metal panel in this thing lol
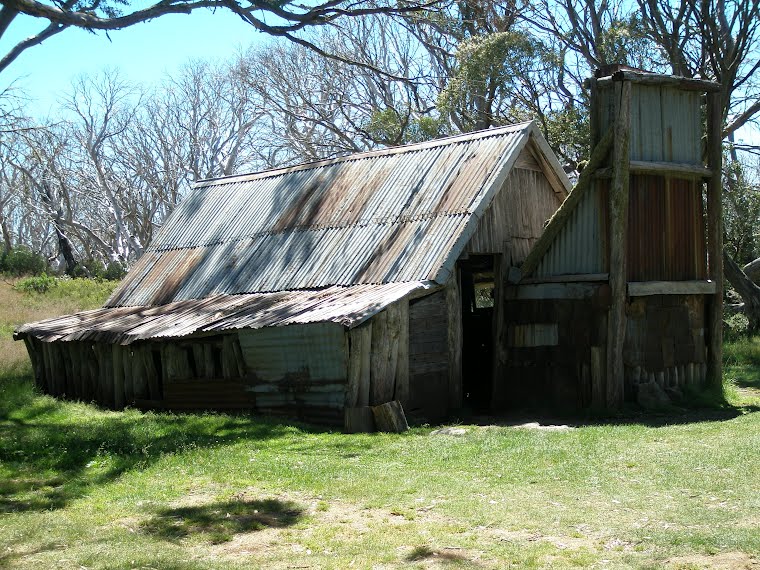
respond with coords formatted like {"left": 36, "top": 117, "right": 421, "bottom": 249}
{"left": 15, "top": 282, "right": 435, "bottom": 344}
{"left": 104, "top": 122, "right": 569, "bottom": 308}
{"left": 627, "top": 175, "right": 706, "bottom": 281}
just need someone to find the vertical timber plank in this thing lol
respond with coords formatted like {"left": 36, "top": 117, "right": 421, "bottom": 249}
{"left": 346, "top": 323, "right": 372, "bottom": 407}
{"left": 112, "top": 344, "right": 125, "bottom": 409}
{"left": 144, "top": 347, "right": 161, "bottom": 400}
{"left": 491, "top": 255, "right": 508, "bottom": 408}
{"left": 706, "top": 91, "right": 723, "bottom": 388}
{"left": 394, "top": 299, "right": 410, "bottom": 407}
{"left": 446, "top": 271, "right": 463, "bottom": 410}
{"left": 132, "top": 345, "right": 148, "bottom": 401}
{"left": 23, "top": 337, "right": 43, "bottom": 390}
{"left": 370, "top": 310, "right": 395, "bottom": 404}
{"left": 605, "top": 79, "right": 631, "bottom": 410}
{"left": 123, "top": 345, "right": 134, "bottom": 405}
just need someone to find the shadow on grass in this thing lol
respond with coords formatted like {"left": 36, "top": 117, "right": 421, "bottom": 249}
{"left": 0, "top": 373, "right": 364, "bottom": 515}
{"left": 141, "top": 498, "right": 303, "bottom": 544}
{"left": 406, "top": 545, "right": 484, "bottom": 567}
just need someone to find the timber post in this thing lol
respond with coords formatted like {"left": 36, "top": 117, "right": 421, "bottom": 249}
{"left": 706, "top": 91, "right": 723, "bottom": 388}
{"left": 605, "top": 78, "right": 632, "bottom": 410}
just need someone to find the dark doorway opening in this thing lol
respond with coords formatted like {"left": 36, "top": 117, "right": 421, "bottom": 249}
{"left": 460, "top": 255, "right": 495, "bottom": 411}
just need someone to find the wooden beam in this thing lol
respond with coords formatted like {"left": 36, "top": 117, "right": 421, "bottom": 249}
{"left": 605, "top": 79, "right": 632, "bottom": 410}
{"left": 520, "top": 273, "right": 609, "bottom": 284}
{"left": 596, "top": 161, "right": 712, "bottom": 179}
{"left": 510, "top": 282, "right": 599, "bottom": 300}
{"left": 628, "top": 280, "right": 717, "bottom": 296}
{"left": 706, "top": 91, "right": 724, "bottom": 389}
{"left": 520, "top": 127, "right": 614, "bottom": 277}
{"left": 596, "top": 71, "right": 721, "bottom": 92}
{"left": 371, "top": 400, "right": 409, "bottom": 433}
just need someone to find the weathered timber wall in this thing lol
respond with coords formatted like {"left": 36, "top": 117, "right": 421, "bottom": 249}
{"left": 466, "top": 164, "right": 562, "bottom": 263}
{"left": 345, "top": 300, "right": 410, "bottom": 412}
{"left": 498, "top": 287, "right": 709, "bottom": 411}
{"left": 25, "top": 333, "right": 250, "bottom": 411}
{"left": 408, "top": 290, "right": 451, "bottom": 420}
{"left": 623, "top": 294, "right": 707, "bottom": 397}
{"left": 495, "top": 284, "right": 610, "bottom": 411}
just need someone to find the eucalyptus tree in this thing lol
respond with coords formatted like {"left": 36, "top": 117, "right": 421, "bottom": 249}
{"left": 242, "top": 15, "right": 443, "bottom": 163}
{"left": 0, "top": 0, "right": 433, "bottom": 75}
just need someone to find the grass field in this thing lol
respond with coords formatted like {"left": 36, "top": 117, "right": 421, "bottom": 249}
{"left": 1, "top": 279, "right": 759, "bottom": 569}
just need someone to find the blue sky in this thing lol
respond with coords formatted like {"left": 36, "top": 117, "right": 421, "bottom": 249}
{"left": 0, "top": 9, "right": 264, "bottom": 117}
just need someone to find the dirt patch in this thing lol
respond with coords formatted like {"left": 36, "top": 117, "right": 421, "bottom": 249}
{"left": 666, "top": 552, "right": 760, "bottom": 569}
{"left": 487, "top": 527, "right": 596, "bottom": 551}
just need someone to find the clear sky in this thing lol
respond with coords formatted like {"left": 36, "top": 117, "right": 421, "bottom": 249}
{"left": 0, "top": 9, "right": 265, "bottom": 117}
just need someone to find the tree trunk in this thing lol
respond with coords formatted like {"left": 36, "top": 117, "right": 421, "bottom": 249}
{"left": 743, "top": 257, "right": 760, "bottom": 285}
{"left": 0, "top": 212, "right": 12, "bottom": 252}
{"left": 724, "top": 250, "right": 760, "bottom": 331}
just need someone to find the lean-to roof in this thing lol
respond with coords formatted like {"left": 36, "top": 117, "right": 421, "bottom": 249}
{"left": 15, "top": 282, "right": 433, "bottom": 344}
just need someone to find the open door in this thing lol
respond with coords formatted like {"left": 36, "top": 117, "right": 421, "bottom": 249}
{"left": 460, "top": 255, "right": 495, "bottom": 411}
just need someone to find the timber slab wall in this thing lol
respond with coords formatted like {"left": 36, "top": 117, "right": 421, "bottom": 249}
{"left": 496, "top": 284, "right": 709, "bottom": 412}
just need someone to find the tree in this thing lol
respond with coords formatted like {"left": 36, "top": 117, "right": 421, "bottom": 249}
{"left": 0, "top": 0, "right": 432, "bottom": 75}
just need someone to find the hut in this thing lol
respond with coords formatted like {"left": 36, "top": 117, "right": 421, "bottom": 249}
{"left": 15, "top": 121, "right": 571, "bottom": 427}
{"left": 499, "top": 68, "right": 723, "bottom": 410}
{"left": 15, "top": 69, "right": 723, "bottom": 424}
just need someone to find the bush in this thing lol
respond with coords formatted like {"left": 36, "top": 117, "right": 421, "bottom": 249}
{"left": 0, "top": 247, "right": 47, "bottom": 276}
{"left": 724, "top": 312, "right": 750, "bottom": 339}
{"left": 15, "top": 274, "right": 58, "bottom": 294}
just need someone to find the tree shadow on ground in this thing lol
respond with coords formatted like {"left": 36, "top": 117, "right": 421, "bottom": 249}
{"left": 141, "top": 497, "right": 303, "bottom": 544}
{"left": 0, "top": 374, "right": 360, "bottom": 515}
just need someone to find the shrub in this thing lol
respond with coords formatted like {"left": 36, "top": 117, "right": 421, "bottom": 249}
{"left": 724, "top": 312, "right": 750, "bottom": 339}
{"left": 0, "top": 247, "right": 47, "bottom": 276}
{"left": 15, "top": 273, "right": 58, "bottom": 294}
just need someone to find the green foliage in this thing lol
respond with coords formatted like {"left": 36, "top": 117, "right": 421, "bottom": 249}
{"left": 0, "top": 247, "right": 48, "bottom": 276}
{"left": 365, "top": 108, "right": 449, "bottom": 145}
{"left": 723, "top": 160, "right": 760, "bottom": 264}
{"left": 596, "top": 15, "right": 654, "bottom": 68}
{"left": 438, "top": 31, "right": 550, "bottom": 128}
{"left": 724, "top": 312, "right": 751, "bottom": 339}
{"left": 543, "top": 102, "right": 591, "bottom": 169}
{"left": 13, "top": 275, "right": 119, "bottom": 305}
{"left": 15, "top": 274, "right": 57, "bottom": 294}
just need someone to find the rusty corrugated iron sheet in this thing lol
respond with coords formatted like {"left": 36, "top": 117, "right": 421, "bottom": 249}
{"left": 106, "top": 122, "right": 569, "bottom": 308}
{"left": 627, "top": 175, "right": 706, "bottom": 281}
{"left": 15, "top": 282, "right": 435, "bottom": 344}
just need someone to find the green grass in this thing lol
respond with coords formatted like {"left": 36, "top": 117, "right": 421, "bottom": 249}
{"left": 1, "top": 281, "right": 759, "bottom": 569}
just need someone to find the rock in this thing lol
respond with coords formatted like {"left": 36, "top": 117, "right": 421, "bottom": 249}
{"left": 430, "top": 427, "right": 468, "bottom": 436}
{"left": 637, "top": 381, "right": 671, "bottom": 409}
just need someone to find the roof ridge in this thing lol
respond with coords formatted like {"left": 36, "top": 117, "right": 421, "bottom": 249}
{"left": 195, "top": 122, "right": 534, "bottom": 187}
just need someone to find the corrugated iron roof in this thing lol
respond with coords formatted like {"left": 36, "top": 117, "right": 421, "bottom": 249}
{"left": 15, "top": 282, "right": 435, "bottom": 345}
{"left": 106, "top": 121, "right": 566, "bottom": 308}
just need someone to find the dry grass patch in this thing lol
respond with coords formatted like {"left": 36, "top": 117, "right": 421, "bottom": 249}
{"left": 666, "top": 552, "right": 760, "bottom": 569}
